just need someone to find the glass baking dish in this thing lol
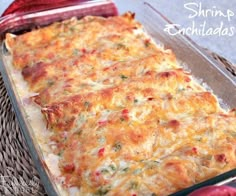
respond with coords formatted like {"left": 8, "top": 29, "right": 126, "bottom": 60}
{"left": 0, "top": 0, "right": 235, "bottom": 195}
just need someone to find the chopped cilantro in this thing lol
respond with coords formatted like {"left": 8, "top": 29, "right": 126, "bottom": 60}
{"left": 113, "top": 142, "right": 122, "bottom": 152}
{"left": 109, "top": 164, "right": 116, "bottom": 171}
{"left": 63, "top": 90, "right": 70, "bottom": 95}
{"left": 77, "top": 113, "right": 86, "bottom": 124}
{"left": 129, "top": 181, "right": 138, "bottom": 190}
{"left": 145, "top": 41, "right": 150, "bottom": 47}
{"left": 75, "top": 129, "right": 83, "bottom": 136}
{"left": 101, "top": 169, "right": 109, "bottom": 174}
{"left": 195, "top": 137, "right": 202, "bottom": 142}
{"left": 47, "top": 80, "right": 54, "bottom": 86}
{"left": 98, "top": 136, "right": 106, "bottom": 144}
{"left": 122, "top": 167, "right": 129, "bottom": 172}
{"left": 120, "top": 75, "right": 128, "bottom": 80}
{"left": 70, "top": 27, "right": 75, "bottom": 31}
{"left": 95, "top": 186, "right": 111, "bottom": 195}
{"left": 73, "top": 49, "right": 79, "bottom": 55}
{"left": 120, "top": 117, "right": 125, "bottom": 122}
{"left": 133, "top": 168, "right": 142, "bottom": 175}
{"left": 116, "top": 43, "right": 126, "bottom": 49}
{"left": 84, "top": 101, "right": 90, "bottom": 108}
{"left": 177, "top": 87, "right": 185, "bottom": 92}
{"left": 57, "top": 150, "right": 64, "bottom": 156}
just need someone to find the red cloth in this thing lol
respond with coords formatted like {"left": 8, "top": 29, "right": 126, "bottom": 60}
{"left": 2, "top": 0, "right": 86, "bottom": 16}
{"left": 189, "top": 185, "right": 236, "bottom": 196}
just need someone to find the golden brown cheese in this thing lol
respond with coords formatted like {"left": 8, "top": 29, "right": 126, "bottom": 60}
{"left": 22, "top": 51, "right": 176, "bottom": 93}
{"left": 35, "top": 68, "right": 192, "bottom": 106}
{"left": 6, "top": 12, "right": 236, "bottom": 196}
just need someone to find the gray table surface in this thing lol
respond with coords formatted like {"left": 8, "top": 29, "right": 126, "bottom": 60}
{"left": 0, "top": 0, "right": 235, "bottom": 65}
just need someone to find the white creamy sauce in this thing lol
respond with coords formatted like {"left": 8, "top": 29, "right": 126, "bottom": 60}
{"left": 86, "top": 79, "right": 112, "bottom": 90}
{"left": 3, "top": 54, "right": 65, "bottom": 193}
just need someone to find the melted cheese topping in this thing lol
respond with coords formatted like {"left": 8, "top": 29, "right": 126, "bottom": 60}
{"left": 5, "top": 12, "right": 236, "bottom": 196}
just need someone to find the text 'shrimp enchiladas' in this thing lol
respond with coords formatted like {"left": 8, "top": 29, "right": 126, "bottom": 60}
{"left": 5, "top": 13, "right": 236, "bottom": 195}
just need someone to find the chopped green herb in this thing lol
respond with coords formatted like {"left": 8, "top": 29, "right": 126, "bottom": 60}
{"left": 47, "top": 80, "right": 54, "bottom": 86}
{"left": 120, "top": 117, "right": 125, "bottom": 122}
{"left": 177, "top": 87, "right": 185, "bottom": 92}
{"left": 133, "top": 168, "right": 142, "bottom": 175}
{"left": 98, "top": 136, "right": 106, "bottom": 144}
{"left": 75, "top": 129, "right": 83, "bottom": 136}
{"left": 94, "top": 186, "right": 110, "bottom": 195}
{"left": 109, "top": 164, "right": 116, "bottom": 171}
{"left": 77, "top": 113, "right": 86, "bottom": 125}
{"left": 122, "top": 167, "right": 129, "bottom": 172}
{"left": 195, "top": 137, "right": 202, "bottom": 142}
{"left": 113, "top": 142, "right": 122, "bottom": 152}
{"left": 73, "top": 49, "right": 79, "bottom": 55}
{"left": 63, "top": 90, "right": 70, "bottom": 95}
{"left": 120, "top": 75, "right": 128, "bottom": 80}
{"left": 145, "top": 41, "right": 150, "bottom": 47}
{"left": 57, "top": 150, "right": 64, "bottom": 156}
{"left": 116, "top": 43, "right": 126, "bottom": 49}
{"left": 101, "top": 169, "right": 109, "bottom": 174}
{"left": 84, "top": 101, "right": 90, "bottom": 108}
{"left": 134, "top": 99, "right": 138, "bottom": 103}
{"left": 129, "top": 181, "right": 138, "bottom": 190}
{"left": 70, "top": 27, "right": 75, "bottom": 31}
{"left": 150, "top": 161, "right": 160, "bottom": 169}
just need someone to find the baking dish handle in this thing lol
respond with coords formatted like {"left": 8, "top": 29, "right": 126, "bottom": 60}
{"left": 2, "top": 0, "right": 96, "bottom": 16}
{"left": 0, "top": 0, "right": 118, "bottom": 39}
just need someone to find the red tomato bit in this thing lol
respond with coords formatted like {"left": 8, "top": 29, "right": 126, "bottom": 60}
{"left": 98, "top": 120, "right": 107, "bottom": 126}
{"left": 63, "top": 163, "right": 75, "bottom": 173}
{"left": 121, "top": 109, "right": 129, "bottom": 121}
{"left": 147, "top": 97, "right": 154, "bottom": 101}
{"left": 98, "top": 148, "right": 105, "bottom": 157}
{"left": 192, "top": 147, "right": 198, "bottom": 154}
{"left": 215, "top": 154, "right": 227, "bottom": 163}
{"left": 95, "top": 171, "right": 100, "bottom": 176}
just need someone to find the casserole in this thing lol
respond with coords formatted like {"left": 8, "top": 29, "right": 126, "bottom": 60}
{"left": 0, "top": 0, "right": 236, "bottom": 195}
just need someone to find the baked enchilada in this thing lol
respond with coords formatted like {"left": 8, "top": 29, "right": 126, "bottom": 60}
{"left": 5, "top": 12, "right": 236, "bottom": 195}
